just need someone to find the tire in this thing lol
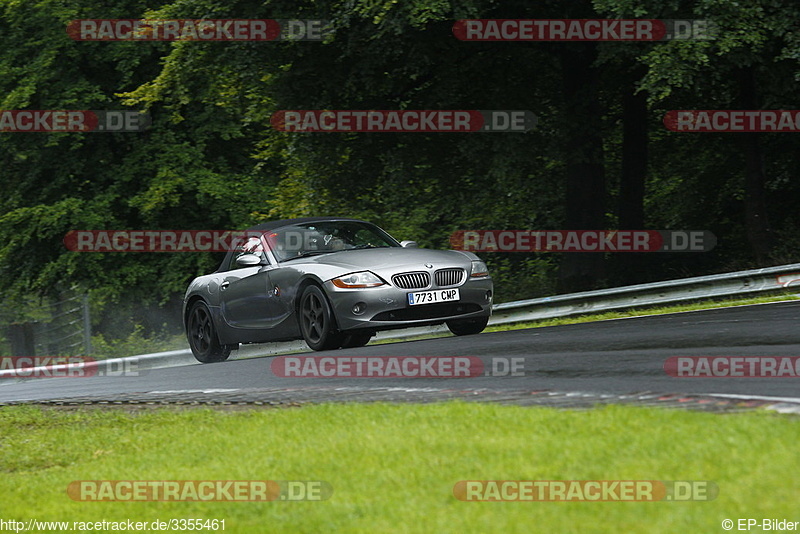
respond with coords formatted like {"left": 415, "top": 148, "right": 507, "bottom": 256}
{"left": 446, "top": 315, "right": 490, "bottom": 336}
{"left": 187, "top": 301, "right": 231, "bottom": 363}
{"left": 340, "top": 331, "right": 373, "bottom": 349}
{"left": 299, "top": 285, "right": 344, "bottom": 351}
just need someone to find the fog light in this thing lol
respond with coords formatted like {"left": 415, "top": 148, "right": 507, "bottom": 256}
{"left": 352, "top": 302, "right": 367, "bottom": 315}
{"left": 485, "top": 290, "right": 493, "bottom": 301}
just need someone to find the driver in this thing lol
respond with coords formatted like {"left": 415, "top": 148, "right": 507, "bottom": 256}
{"left": 235, "top": 235, "right": 265, "bottom": 260}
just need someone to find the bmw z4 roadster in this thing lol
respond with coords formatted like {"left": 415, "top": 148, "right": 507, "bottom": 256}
{"left": 183, "top": 217, "right": 493, "bottom": 362}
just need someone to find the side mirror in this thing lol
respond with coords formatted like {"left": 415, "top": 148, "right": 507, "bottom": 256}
{"left": 236, "top": 253, "right": 265, "bottom": 266}
{"left": 400, "top": 240, "right": 418, "bottom": 248}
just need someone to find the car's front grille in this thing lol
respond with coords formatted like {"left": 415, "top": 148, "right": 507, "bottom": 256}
{"left": 435, "top": 268, "right": 465, "bottom": 287}
{"left": 392, "top": 272, "right": 431, "bottom": 290}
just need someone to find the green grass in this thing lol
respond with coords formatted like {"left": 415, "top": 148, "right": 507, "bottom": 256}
{"left": 2, "top": 403, "right": 798, "bottom": 533}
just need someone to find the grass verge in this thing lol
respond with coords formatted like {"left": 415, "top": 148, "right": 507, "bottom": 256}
{"left": 2, "top": 402, "right": 798, "bottom": 533}
{"left": 485, "top": 293, "right": 800, "bottom": 333}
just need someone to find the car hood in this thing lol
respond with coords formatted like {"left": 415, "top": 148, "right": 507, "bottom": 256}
{"left": 290, "top": 247, "right": 476, "bottom": 272}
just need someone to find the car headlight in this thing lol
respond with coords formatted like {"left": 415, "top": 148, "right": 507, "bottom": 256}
{"left": 331, "top": 271, "right": 386, "bottom": 288}
{"left": 470, "top": 260, "right": 489, "bottom": 278}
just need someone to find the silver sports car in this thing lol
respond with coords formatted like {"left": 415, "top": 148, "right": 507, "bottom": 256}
{"left": 183, "top": 217, "right": 493, "bottom": 362}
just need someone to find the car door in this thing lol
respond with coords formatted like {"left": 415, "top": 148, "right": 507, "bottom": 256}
{"left": 219, "top": 238, "right": 283, "bottom": 330}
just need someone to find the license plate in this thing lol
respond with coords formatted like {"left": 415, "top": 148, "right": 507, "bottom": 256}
{"left": 407, "top": 288, "right": 460, "bottom": 306}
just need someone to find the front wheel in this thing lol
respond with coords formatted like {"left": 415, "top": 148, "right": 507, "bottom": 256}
{"left": 446, "top": 316, "right": 489, "bottom": 336}
{"left": 187, "top": 301, "right": 231, "bottom": 363}
{"left": 299, "top": 285, "right": 344, "bottom": 351}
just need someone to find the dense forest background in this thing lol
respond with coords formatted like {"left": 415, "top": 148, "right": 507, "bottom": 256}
{"left": 2, "top": 0, "right": 800, "bottom": 350}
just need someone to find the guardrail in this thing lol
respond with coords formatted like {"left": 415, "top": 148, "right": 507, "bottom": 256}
{"left": 2, "top": 262, "right": 799, "bottom": 379}
{"left": 490, "top": 261, "right": 800, "bottom": 324}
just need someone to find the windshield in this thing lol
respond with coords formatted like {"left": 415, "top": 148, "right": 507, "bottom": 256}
{"left": 265, "top": 221, "right": 401, "bottom": 262}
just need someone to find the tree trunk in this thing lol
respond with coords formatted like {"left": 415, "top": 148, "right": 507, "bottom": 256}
{"left": 738, "top": 67, "right": 772, "bottom": 262}
{"left": 619, "top": 86, "right": 647, "bottom": 230}
{"left": 557, "top": 43, "right": 606, "bottom": 292}
{"left": 613, "top": 79, "right": 649, "bottom": 284}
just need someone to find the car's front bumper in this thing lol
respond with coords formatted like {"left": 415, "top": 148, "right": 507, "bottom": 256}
{"left": 324, "top": 278, "right": 493, "bottom": 331}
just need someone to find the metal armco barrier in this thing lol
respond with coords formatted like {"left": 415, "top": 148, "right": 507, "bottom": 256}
{"left": 490, "top": 262, "right": 800, "bottom": 324}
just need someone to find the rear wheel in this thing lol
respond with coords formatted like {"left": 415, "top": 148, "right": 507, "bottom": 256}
{"left": 340, "top": 331, "right": 373, "bottom": 349}
{"left": 187, "top": 301, "right": 231, "bottom": 363}
{"left": 446, "top": 316, "right": 489, "bottom": 336}
{"left": 299, "top": 285, "right": 344, "bottom": 351}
